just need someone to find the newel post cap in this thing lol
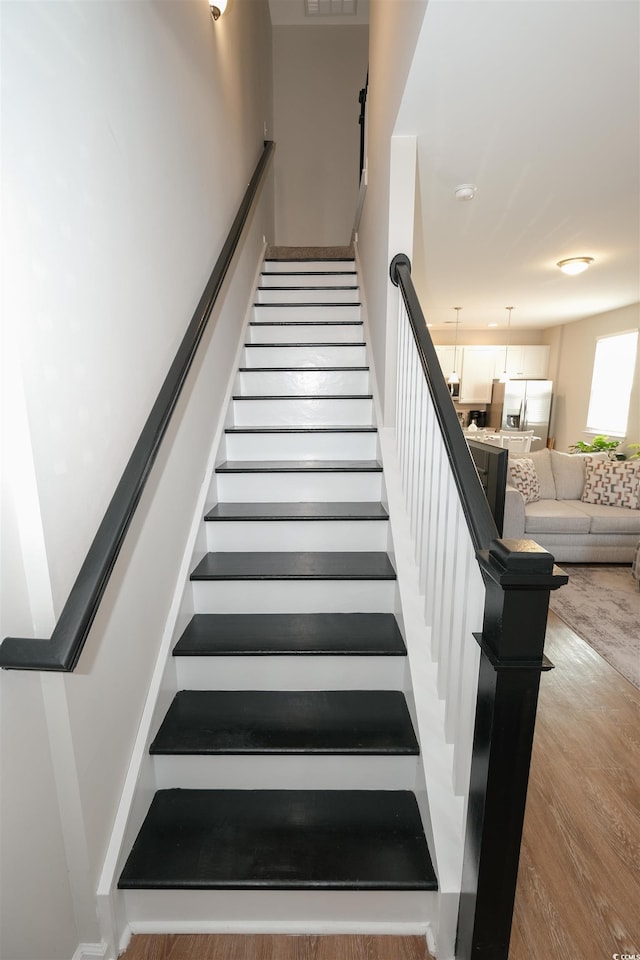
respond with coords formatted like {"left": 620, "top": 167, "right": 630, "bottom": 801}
{"left": 480, "top": 539, "right": 568, "bottom": 589}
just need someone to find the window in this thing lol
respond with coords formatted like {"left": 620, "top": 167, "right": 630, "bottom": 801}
{"left": 586, "top": 330, "right": 638, "bottom": 437}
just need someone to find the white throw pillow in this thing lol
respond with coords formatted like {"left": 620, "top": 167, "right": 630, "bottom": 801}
{"left": 581, "top": 457, "right": 640, "bottom": 509}
{"left": 508, "top": 458, "right": 540, "bottom": 504}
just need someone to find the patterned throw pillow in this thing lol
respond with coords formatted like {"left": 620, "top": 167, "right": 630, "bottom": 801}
{"left": 508, "top": 458, "right": 540, "bottom": 504}
{"left": 581, "top": 457, "right": 640, "bottom": 509}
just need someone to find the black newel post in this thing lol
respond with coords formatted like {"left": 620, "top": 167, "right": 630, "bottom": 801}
{"left": 456, "top": 539, "right": 567, "bottom": 959}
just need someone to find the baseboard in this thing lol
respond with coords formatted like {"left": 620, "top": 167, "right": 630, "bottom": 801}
{"left": 72, "top": 942, "right": 110, "bottom": 960}
{"left": 125, "top": 920, "right": 432, "bottom": 936}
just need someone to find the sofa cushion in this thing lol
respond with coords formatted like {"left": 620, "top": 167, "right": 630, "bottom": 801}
{"left": 550, "top": 450, "right": 586, "bottom": 499}
{"left": 523, "top": 499, "right": 592, "bottom": 534}
{"left": 573, "top": 501, "right": 640, "bottom": 534}
{"left": 549, "top": 450, "right": 610, "bottom": 500}
{"left": 508, "top": 458, "right": 540, "bottom": 503}
{"left": 581, "top": 456, "right": 640, "bottom": 509}
{"left": 510, "top": 448, "right": 556, "bottom": 499}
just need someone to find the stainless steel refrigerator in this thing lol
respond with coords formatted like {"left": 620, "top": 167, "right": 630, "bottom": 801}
{"left": 487, "top": 380, "right": 553, "bottom": 451}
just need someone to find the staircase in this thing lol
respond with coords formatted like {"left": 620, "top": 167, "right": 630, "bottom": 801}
{"left": 118, "top": 256, "right": 438, "bottom": 932}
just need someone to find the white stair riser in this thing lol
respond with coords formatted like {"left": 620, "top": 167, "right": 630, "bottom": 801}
{"left": 263, "top": 260, "right": 355, "bottom": 273}
{"left": 223, "top": 431, "right": 377, "bottom": 460}
{"left": 260, "top": 272, "right": 357, "bottom": 288}
{"left": 215, "top": 472, "right": 382, "bottom": 502}
{"left": 242, "top": 345, "right": 366, "bottom": 367}
{"left": 175, "top": 652, "right": 405, "bottom": 691}
{"left": 191, "top": 579, "right": 396, "bottom": 615}
{"left": 122, "top": 888, "right": 435, "bottom": 930}
{"left": 231, "top": 397, "right": 373, "bottom": 426}
{"left": 256, "top": 288, "right": 360, "bottom": 305}
{"left": 236, "top": 370, "right": 369, "bottom": 396}
{"left": 248, "top": 324, "right": 364, "bottom": 344}
{"left": 153, "top": 755, "right": 418, "bottom": 791}
{"left": 205, "top": 519, "right": 389, "bottom": 552}
{"left": 254, "top": 305, "right": 361, "bottom": 323}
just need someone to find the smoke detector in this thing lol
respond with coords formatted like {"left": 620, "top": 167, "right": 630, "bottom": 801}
{"left": 455, "top": 184, "right": 477, "bottom": 201}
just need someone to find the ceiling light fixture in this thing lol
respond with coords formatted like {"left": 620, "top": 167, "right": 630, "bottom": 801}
{"left": 210, "top": 0, "right": 227, "bottom": 20}
{"left": 499, "top": 306, "right": 514, "bottom": 384}
{"left": 448, "top": 307, "right": 461, "bottom": 389}
{"left": 454, "top": 184, "right": 476, "bottom": 201}
{"left": 556, "top": 256, "right": 594, "bottom": 276}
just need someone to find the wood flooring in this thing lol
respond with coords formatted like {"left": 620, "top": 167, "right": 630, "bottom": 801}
{"left": 119, "top": 611, "right": 640, "bottom": 960}
{"left": 509, "top": 609, "right": 640, "bottom": 958}
{"left": 119, "top": 935, "right": 431, "bottom": 960}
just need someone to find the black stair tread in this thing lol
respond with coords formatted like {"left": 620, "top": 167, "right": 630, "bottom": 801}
{"left": 238, "top": 366, "right": 369, "bottom": 372}
{"left": 205, "top": 502, "right": 389, "bottom": 521}
{"left": 249, "top": 321, "right": 363, "bottom": 327}
{"left": 215, "top": 460, "right": 382, "bottom": 473}
{"left": 264, "top": 257, "right": 355, "bottom": 263}
{"left": 261, "top": 272, "right": 357, "bottom": 277}
{"left": 232, "top": 394, "right": 373, "bottom": 400}
{"left": 225, "top": 426, "right": 377, "bottom": 434}
{"left": 173, "top": 613, "right": 407, "bottom": 657}
{"left": 255, "top": 302, "right": 362, "bottom": 308}
{"left": 117, "top": 789, "right": 436, "bottom": 891}
{"left": 258, "top": 285, "right": 360, "bottom": 291}
{"left": 261, "top": 269, "right": 357, "bottom": 273}
{"left": 190, "top": 552, "right": 396, "bottom": 581}
{"left": 150, "top": 690, "right": 419, "bottom": 756}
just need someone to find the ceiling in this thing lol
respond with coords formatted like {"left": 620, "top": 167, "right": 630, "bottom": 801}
{"left": 268, "top": 1, "right": 639, "bottom": 333}
{"left": 397, "top": 0, "right": 640, "bottom": 331}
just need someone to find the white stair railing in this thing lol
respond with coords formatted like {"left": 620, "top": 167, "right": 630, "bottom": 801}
{"left": 394, "top": 266, "right": 485, "bottom": 796}
{"left": 389, "top": 253, "right": 567, "bottom": 960}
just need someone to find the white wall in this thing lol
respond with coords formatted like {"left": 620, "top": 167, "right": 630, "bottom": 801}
{"left": 543, "top": 304, "right": 640, "bottom": 454}
{"left": 2, "top": 0, "right": 272, "bottom": 613}
{"left": 0, "top": 1, "right": 273, "bottom": 956}
{"left": 272, "top": 25, "right": 369, "bottom": 246}
{"left": 356, "top": 0, "right": 427, "bottom": 418}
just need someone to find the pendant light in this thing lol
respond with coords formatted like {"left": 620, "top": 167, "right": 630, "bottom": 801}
{"left": 499, "top": 306, "right": 513, "bottom": 384}
{"left": 448, "top": 307, "right": 461, "bottom": 390}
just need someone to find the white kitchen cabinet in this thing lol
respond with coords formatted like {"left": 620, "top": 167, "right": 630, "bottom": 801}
{"left": 460, "top": 347, "right": 496, "bottom": 403}
{"left": 520, "top": 345, "right": 550, "bottom": 378}
{"left": 434, "top": 345, "right": 460, "bottom": 380}
{"left": 493, "top": 345, "right": 549, "bottom": 379}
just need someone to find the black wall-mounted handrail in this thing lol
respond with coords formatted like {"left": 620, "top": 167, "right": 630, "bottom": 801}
{"left": 389, "top": 253, "right": 498, "bottom": 552}
{"left": 1, "top": 141, "right": 275, "bottom": 672}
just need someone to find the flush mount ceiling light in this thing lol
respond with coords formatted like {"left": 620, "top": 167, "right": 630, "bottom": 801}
{"left": 454, "top": 184, "right": 476, "bottom": 201}
{"left": 557, "top": 257, "right": 594, "bottom": 276}
{"left": 210, "top": 0, "right": 227, "bottom": 19}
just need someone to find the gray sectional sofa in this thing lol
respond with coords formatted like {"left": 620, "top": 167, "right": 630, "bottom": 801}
{"left": 502, "top": 448, "right": 640, "bottom": 563}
